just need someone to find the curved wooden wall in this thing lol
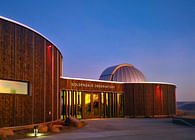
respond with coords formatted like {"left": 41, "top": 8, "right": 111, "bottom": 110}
{"left": 124, "top": 83, "right": 176, "bottom": 117}
{"left": 0, "top": 18, "right": 62, "bottom": 127}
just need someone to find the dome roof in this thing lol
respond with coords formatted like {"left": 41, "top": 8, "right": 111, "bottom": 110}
{"left": 99, "top": 64, "right": 146, "bottom": 82}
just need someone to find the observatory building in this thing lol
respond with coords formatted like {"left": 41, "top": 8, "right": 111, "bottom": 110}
{"left": 0, "top": 16, "right": 176, "bottom": 128}
{"left": 99, "top": 63, "right": 146, "bottom": 82}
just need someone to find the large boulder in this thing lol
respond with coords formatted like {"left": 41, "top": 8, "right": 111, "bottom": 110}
{"left": 38, "top": 124, "right": 48, "bottom": 133}
{"left": 50, "top": 126, "right": 60, "bottom": 133}
{"left": 0, "top": 129, "right": 14, "bottom": 138}
{"left": 52, "top": 125, "right": 63, "bottom": 129}
{"left": 68, "top": 117, "right": 84, "bottom": 128}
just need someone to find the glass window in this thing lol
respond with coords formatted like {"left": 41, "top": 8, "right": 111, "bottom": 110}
{"left": 105, "top": 93, "right": 109, "bottom": 117}
{"left": 117, "top": 93, "right": 124, "bottom": 117}
{"left": 69, "top": 91, "right": 72, "bottom": 116}
{"left": 111, "top": 93, "right": 114, "bottom": 117}
{"left": 74, "top": 91, "right": 76, "bottom": 117}
{"left": 101, "top": 92, "right": 104, "bottom": 117}
{"left": 61, "top": 91, "right": 65, "bottom": 120}
{"left": 77, "top": 91, "right": 82, "bottom": 119}
{"left": 93, "top": 93, "right": 99, "bottom": 116}
{"left": 0, "top": 79, "right": 28, "bottom": 95}
{"left": 85, "top": 93, "right": 91, "bottom": 118}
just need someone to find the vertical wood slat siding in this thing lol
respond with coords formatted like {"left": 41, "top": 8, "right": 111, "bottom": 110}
{"left": 134, "top": 84, "right": 145, "bottom": 116}
{"left": 46, "top": 42, "right": 52, "bottom": 122}
{"left": 0, "top": 95, "right": 14, "bottom": 127}
{"left": 0, "top": 19, "right": 15, "bottom": 79}
{"left": 173, "top": 88, "right": 176, "bottom": 115}
{"left": 33, "top": 34, "right": 44, "bottom": 123}
{"left": 15, "top": 25, "right": 33, "bottom": 126}
{"left": 53, "top": 48, "right": 57, "bottom": 120}
{"left": 168, "top": 85, "right": 173, "bottom": 116}
{"left": 0, "top": 19, "right": 15, "bottom": 127}
{"left": 144, "top": 84, "right": 153, "bottom": 117}
{"left": 123, "top": 83, "right": 176, "bottom": 118}
{"left": 56, "top": 51, "right": 59, "bottom": 120}
{"left": 0, "top": 19, "right": 62, "bottom": 127}
{"left": 43, "top": 40, "right": 46, "bottom": 122}
{"left": 161, "top": 85, "right": 168, "bottom": 115}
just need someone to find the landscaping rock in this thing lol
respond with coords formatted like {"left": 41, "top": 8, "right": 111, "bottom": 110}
{"left": 38, "top": 124, "right": 44, "bottom": 129}
{"left": 52, "top": 124, "right": 63, "bottom": 129}
{"left": 69, "top": 117, "right": 84, "bottom": 128}
{"left": 0, "top": 129, "right": 14, "bottom": 138}
{"left": 38, "top": 126, "right": 48, "bottom": 133}
{"left": 51, "top": 127, "right": 60, "bottom": 133}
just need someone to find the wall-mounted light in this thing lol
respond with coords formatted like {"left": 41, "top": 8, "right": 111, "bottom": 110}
{"left": 48, "top": 45, "right": 52, "bottom": 48}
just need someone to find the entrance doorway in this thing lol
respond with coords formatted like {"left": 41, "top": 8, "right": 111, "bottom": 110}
{"left": 61, "top": 90, "right": 124, "bottom": 119}
{"left": 85, "top": 93, "right": 100, "bottom": 118}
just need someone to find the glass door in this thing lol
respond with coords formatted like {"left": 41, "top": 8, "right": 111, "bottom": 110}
{"left": 85, "top": 93, "right": 100, "bottom": 118}
{"left": 85, "top": 93, "right": 91, "bottom": 118}
{"left": 93, "top": 93, "right": 100, "bottom": 117}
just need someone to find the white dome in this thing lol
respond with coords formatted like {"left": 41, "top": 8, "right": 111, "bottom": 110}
{"left": 99, "top": 64, "right": 146, "bottom": 82}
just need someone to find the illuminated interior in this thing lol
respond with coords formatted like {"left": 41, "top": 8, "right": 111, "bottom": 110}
{"left": 93, "top": 93, "right": 99, "bottom": 117}
{"left": 77, "top": 91, "right": 82, "bottom": 119}
{"left": 85, "top": 93, "right": 91, "bottom": 117}
{"left": 0, "top": 79, "right": 28, "bottom": 95}
{"left": 61, "top": 90, "right": 124, "bottom": 119}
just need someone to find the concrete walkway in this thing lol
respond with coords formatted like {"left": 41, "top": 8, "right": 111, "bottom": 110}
{"left": 23, "top": 118, "right": 195, "bottom": 140}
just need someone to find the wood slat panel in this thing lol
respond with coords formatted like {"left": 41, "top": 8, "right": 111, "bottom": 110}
{"left": 53, "top": 48, "right": 57, "bottom": 120}
{"left": 144, "top": 84, "right": 154, "bottom": 117}
{"left": 33, "top": 34, "right": 44, "bottom": 123}
{"left": 134, "top": 84, "right": 145, "bottom": 116}
{"left": 14, "top": 25, "right": 33, "bottom": 126}
{"left": 0, "top": 19, "right": 15, "bottom": 79}
{"left": 46, "top": 42, "right": 52, "bottom": 122}
{"left": 0, "top": 94, "right": 14, "bottom": 127}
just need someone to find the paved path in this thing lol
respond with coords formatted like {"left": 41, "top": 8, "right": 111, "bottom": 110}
{"left": 23, "top": 118, "right": 195, "bottom": 140}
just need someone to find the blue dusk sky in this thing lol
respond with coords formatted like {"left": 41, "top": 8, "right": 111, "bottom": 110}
{"left": 0, "top": 0, "right": 195, "bottom": 101}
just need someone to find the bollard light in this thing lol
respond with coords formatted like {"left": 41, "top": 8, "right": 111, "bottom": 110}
{"left": 34, "top": 126, "right": 38, "bottom": 136}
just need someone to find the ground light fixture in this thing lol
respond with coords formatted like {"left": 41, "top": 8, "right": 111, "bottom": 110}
{"left": 34, "top": 126, "right": 38, "bottom": 136}
{"left": 26, "top": 125, "right": 46, "bottom": 137}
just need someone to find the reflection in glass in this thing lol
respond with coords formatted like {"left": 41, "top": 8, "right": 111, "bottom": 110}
{"left": 93, "top": 94, "right": 99, "bottom": 116}
{"left": 77, "top": 91, "right": 82, "bottom": 119}
{"left": 69, "top": 91, "right": 72, "bottom": 116}
{"left": 117, "top": 93, "right": 124, "bottom": 117}
{"left": 106, "top": 93, "right": 109, "bottom": 117}
{"left": 113, "top": 93, "right": 116, "bottom": 117}
{"left": 101, "top": 92, "right": 104, "bottom": 117}
{"left": 74, "top": 91, "right": 76, "bottom": 117}
{"left": 85, "top": 94, "right": 91, "bottom": 117}
{"left": 61, "top": 91, "right": 64, "bottom": 120}
{"left": 0, "top": 79, "right": 28, "bottom": 95}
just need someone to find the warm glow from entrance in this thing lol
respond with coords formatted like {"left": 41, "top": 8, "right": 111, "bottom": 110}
{"left": 85, "top": 94, "right": 91, "bottom": 104}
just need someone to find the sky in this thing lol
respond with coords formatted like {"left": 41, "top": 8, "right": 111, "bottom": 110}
{"left": 0, "top": 0, "right": 195, "bottom": 101}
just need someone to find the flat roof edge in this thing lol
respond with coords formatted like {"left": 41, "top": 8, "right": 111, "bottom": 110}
{"left": 60, "top": 77, "right": 176, "bottom": 86}
{"left": 60, "top": 76, "right": 124, "bottom": 84}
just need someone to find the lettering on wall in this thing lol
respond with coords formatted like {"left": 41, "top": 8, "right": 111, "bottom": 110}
{"left": 71, "top": 83, "right": 115, "bottom": 89}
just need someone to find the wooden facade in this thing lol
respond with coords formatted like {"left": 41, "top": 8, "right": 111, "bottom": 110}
{"left": 0, "top": 17, "right": 62, "bottom": 127}
{"left": 60, "top": 78, "right": 124, "bottom": 119}
{"left": 123, "top": 83, "right": 176, "bottom": 118}
{"left": 60, "top": 78, "right": 176, "bottom": 119}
